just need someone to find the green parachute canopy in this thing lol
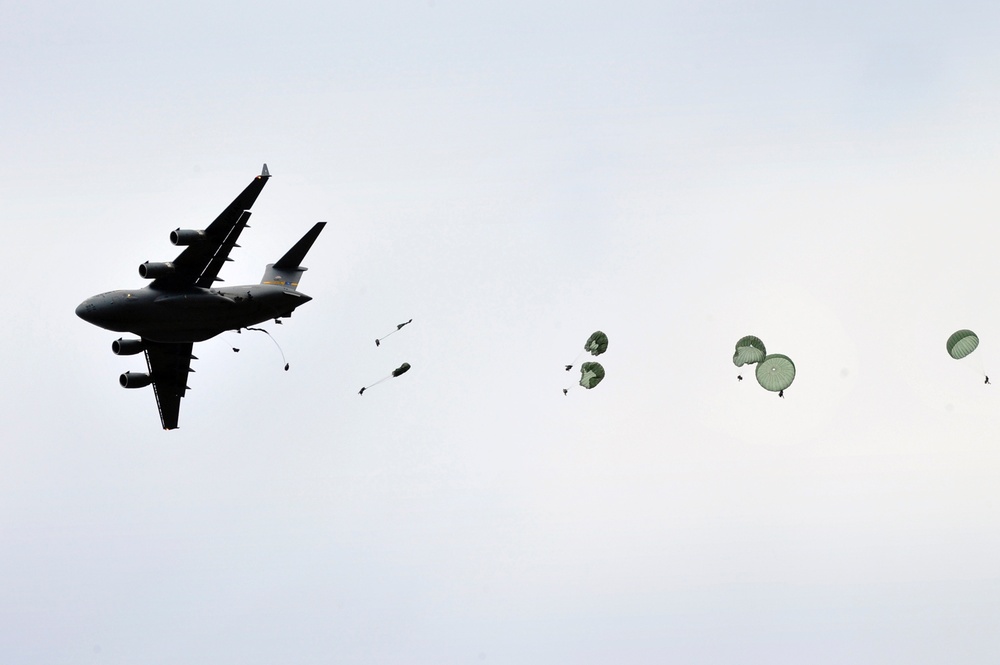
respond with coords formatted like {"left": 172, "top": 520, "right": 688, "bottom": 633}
{"left": 755, "top": 354, "right": 795, "bottom": 392}
{"left": 733, "top": 335, "right": 766, "bottom": 367}
{"left": 947, "top": 330, "right": 979, "bottom": 360}
{"left": 566, "top": 330, "right": 609, "bottom": 371}
{"left": 584, "top": 331, "right": 609, "bottom": 356}
{"left": 579, "top": 362, "right": 605, "bottom": 389}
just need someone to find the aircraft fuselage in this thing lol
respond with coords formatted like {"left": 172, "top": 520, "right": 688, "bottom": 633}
{"left": 75, "top": 284, "right": 312, "bottom": 343}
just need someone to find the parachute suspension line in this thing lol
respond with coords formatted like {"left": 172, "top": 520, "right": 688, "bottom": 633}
{"left": 360, "top": 374, "right": 392, "bottom": 394}
{"left": 565, "top": 351, "right": 585, "bottom": 371}
{"left": 375, "top": 318, "right": 413, "bottom": 347}
{"left": 217, "top": 329, "right": 242, "bottom": 353}
{"left": 246, "top": 326, "right": 289, "bottom": 371}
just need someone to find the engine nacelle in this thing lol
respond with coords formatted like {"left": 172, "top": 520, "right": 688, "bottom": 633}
{"left": 112, "top": 337, "right": 144, "bottom": 356}
{"left": 138, "top": 261, "right": 176, "bottom": 279}
{"left": 119, "top": 371, "right": 152, "bottom": 389}
{"left": 170, "top": 228, "right": 206, "bottom": 246}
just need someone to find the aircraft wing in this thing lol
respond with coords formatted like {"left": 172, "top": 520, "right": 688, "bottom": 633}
{"left": 151, "top": 165, "right": 271, "bottom": 290}
{"left": 143, "top": 340, "right": 195, "bottom": 430}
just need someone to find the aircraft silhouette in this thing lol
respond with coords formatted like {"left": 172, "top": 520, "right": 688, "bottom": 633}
{"left": 76, "top": 165, "right": 326, "bottom": 430}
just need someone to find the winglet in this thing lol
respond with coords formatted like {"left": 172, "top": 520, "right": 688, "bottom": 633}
{"left": 261, "top": 163, "right": 270, "bottom": 178}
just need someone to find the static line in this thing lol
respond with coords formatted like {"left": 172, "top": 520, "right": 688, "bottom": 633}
{"left": 246, "top": 326, "right": 289, "bottom": 370}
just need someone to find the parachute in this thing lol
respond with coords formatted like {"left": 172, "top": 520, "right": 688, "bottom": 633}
{"left": 375, "top": 318, "right": 413, "bottom": 347}
{"left": 947, "top": 330, "right": 979, "bottom": 360}
{"left": 566, "top": 330, "right": 608, "bottom": 370}
{"left": 563, "top": 331, "right": 609, "bottom": 393}
{"left": 362, "top": 317, "right": 415, "bottom": 393}
{"left": 733, "top": 335, "right": 766, "bottom": 367}
{"left": 359, "top": 362, "right": 412, "bottom": 395}
{"left": 755, "top": 354, "right": 795, "bottom": 392}
{"left": 229, "top": 326, "right": 291, "bottom": 370}
{"left": 579, "top": 361, "right": 605, "bottom": 389}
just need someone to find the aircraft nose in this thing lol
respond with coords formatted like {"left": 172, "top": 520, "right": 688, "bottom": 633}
{"left": 76, "top": 296, "right": 100, "bottom": 323}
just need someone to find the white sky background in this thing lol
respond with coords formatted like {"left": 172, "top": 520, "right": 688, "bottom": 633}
{"left": 4, "top": 0, "right": 1000, "bottom": 662}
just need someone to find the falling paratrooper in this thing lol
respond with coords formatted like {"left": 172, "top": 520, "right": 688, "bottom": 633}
{"left": 375, "top": 319, "right": 413, "bottom": 347}
{"left": 359, "top": 362, "right": 411, "bottom": 395}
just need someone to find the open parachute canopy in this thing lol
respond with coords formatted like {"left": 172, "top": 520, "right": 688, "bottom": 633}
{"left": 755, "top": 354, "right": 795, "bottom": 392}
{"left": 584, "top": 331, "right": 609, "bottom": 356}
{"left": 579, "top": 361, "right": 605, "bottom": 389}
{"left": 733, "top": 335, "right": 766, "bottom": 367}
{"left": 947, "top": 329, "right": 979, "bottom": 360}
{"left": 567, "top": 331, "right": 609, "bottom": 372}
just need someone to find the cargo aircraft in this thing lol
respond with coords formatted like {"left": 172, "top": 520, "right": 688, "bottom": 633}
{"left": 76, "top": 165, "right": 325, "bottom": 429}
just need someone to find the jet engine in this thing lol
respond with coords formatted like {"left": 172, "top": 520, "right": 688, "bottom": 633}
{"left": 119, "top": 371, "right": 152, "bottom": 388}
{"left": 112, "top": 338, "right": 144, "bottom": 356}
{"left": 138, "top": 261, "right": 176, "bottom": 278}
{"left": 170, "top": 228, "right": 206, "bottom": 245}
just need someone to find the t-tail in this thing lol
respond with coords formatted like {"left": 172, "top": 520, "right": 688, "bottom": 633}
{"left": 261, "top": 222, "right": 327, "bottom": 289}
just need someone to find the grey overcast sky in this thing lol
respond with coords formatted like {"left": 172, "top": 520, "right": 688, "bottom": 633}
{"left": 4, "top": 1, "right": 1000, "bottom": 663}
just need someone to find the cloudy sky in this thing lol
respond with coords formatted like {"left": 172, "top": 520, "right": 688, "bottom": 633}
{"left": 4, "top": 1, "right": 1000, "bottom": 663}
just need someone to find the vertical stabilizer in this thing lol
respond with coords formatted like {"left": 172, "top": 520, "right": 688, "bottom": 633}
{"left": 260, "top": 221, "right": 326, "bottom": 289}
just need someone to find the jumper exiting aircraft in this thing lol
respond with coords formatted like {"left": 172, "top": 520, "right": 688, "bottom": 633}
{"left": 76, "top": 165, "right": 326, "bottom": 430}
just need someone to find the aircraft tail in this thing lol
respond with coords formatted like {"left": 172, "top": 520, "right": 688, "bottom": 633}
{"left": 261, "top": 222, "right": 327, "bottom": 289}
